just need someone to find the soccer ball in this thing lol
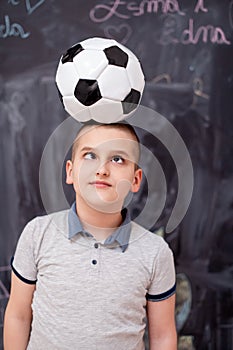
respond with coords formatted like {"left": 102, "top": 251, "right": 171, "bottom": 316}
{"left": 55, "top": 37, "right": 145, "bottom": 123}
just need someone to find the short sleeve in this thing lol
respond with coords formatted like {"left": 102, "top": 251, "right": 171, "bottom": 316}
{"left": 146, "top": 240, "right": 176, "bottom": 302}
{"left": 11, "top": 218, "right": 38, "bottom": 284}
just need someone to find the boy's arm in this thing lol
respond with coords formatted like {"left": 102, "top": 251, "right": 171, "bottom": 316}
{"left": 147, "top": 294, "right": 177, "bottom": 350}
{"left": 4, "top": 271, "right": 36, "bottom": 350}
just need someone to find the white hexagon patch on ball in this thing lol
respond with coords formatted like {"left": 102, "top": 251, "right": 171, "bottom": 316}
{"left": 55, "top": 37, "right": 145, "bottom": 123}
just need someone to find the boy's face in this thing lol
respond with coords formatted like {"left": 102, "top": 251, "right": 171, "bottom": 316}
{"left": 66, "top": 125, "right": 142, "bottom": 214}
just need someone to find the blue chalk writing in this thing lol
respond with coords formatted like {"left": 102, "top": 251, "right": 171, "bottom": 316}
{"left": 8, "top": 0, "right": 20, "bottom": 5}
{"left": 8, "top": 0, "right": 46, "bottom": 15}
{"left": 0, "top": 15, "right": 30, "bottom": 39}
{"left": 25, "top": 0, "right": 46, "bottom": 15}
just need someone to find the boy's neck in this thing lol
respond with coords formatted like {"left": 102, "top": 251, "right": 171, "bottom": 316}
{"left": 75, "top": 198, "right": 123, "bottom": 241}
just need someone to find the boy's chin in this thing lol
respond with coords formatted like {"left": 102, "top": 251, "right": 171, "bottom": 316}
{"left": 85, "top": 198, "right": 124, "bottom": 215}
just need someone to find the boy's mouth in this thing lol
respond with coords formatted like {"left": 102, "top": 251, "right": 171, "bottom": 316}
{"left": 89, "top": 181, "right": 112, "bottom": 188}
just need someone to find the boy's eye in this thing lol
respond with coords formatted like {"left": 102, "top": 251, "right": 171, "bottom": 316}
{"left": 83, "top": 152, "right": 96, "bottom": 160}
{"left": 111, "top": 156, "right": 124, "bottom": 164}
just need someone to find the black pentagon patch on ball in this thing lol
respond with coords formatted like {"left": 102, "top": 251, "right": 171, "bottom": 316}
{"left": 122, "top": 89, "right": 141, "bottom": 114}
{"left": 62, "top": 44, "right": 84, "bottom": 64}
{"left": 74, "top": 79, "right": 102, "bottom": 106}
{"left": 104, "top": 46, "right": 128, "bottom": 68}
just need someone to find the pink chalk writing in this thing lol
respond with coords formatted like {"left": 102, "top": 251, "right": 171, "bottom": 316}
{"left": 89, "top": 0, "right": 129, "bottom": 23}
{"left": 89, "top": 0, "right": 184, "bottom": 23}
{"left": 131, "top": 0, "right": 185, "bottom": 16}
{"left": 181, "top": 19, "right": 231, "bottom": 45}
{"left": 159, "top": 17, "right": 231, "bottom": 45}
{"left": 194, "top": 0, "right": 208, "bottom": 13}
{"left": 92, "top": 0, "right": 231, "bottom": 46}
{"left": 104, "top": 23, "right": 132, "bottom": 44}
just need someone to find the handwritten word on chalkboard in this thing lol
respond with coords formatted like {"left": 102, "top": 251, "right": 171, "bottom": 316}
{"left": 90, "top": 0, "right": 231, "bottom": 45}
{"left": 0, "top": 0, "right": 46, "bottom": 39}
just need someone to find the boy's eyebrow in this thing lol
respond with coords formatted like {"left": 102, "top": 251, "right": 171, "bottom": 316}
{"left": 79, "top": 146, "right": 95, "bottom": 153}
{"left": 109, "top": 150, "right": 133, "bottom": 159}
{"left": 79, "top": 146, "right": 133, "bottom": 159}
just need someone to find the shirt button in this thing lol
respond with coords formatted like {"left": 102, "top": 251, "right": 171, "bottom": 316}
{"left": 92, "top": 259, "right": 97, "bottom": 265}
{"left": 94, "top": 243, "right": 99, "bottom": 249}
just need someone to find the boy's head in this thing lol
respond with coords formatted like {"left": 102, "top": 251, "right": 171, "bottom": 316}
{"left": 71, "top": 122, "right": 141, "bottom": 166}
{"left": 66, "top": 122, "right": 142, "bottom": 214}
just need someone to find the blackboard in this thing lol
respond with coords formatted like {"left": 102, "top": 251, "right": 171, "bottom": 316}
{"left": 0, "top": 1, "right": 233, "bottom": 349}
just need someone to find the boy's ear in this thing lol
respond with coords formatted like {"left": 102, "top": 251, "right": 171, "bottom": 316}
{"left": 131, "top": 168, "right": 143, "bottom": 193}
{"left": 66, "top": 160, "right": 73, "bottom": 185}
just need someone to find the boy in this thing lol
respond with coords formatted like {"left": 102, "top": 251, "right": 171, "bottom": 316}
{"left": 4, "top": 122, "right": 177, "bottom": 350}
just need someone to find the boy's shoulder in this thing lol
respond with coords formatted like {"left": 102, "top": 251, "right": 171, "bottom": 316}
{"left": 129, "top": 220, "right": 169, "bottom": 250}
{"left": 33, "top": 208, "right": 69, "bottom": 223}
{"left": 128, "top": 221, "right": 174, "bottom": 269}
{"left": 25, "top": 209, "right": 70, "bottom": 237}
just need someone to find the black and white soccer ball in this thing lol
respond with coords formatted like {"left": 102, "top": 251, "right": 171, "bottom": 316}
{"left": 55, "top": 37, "right": 145, "bottom": 123}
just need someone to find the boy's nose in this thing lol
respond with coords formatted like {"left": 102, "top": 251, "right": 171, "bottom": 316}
{"left": 96, "top": 162, "right": 109, "bottom": 176}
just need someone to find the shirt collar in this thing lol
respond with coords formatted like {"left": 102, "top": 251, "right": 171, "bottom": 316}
{"left": 68, "top": 202, "right": 131, "bottom": 252}
{"left": 68, "top": 202, "right": 83, "bottom": 239}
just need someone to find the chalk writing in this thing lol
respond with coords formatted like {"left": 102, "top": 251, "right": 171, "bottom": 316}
{"left": 8, "top": 0, "right": 45, "bottom": 14}
{"left": 3, "top": 0, "right": 46, "bottom": 40}
{"left": 194, "top": 0, "right": 208, "bottom": 13}
{"left": 0, "top": 15, "right": 30, "bottom": 39}
{"left": 181, "top": 19, "right": 231, "bottom": 45}
{"left": 25, "top": 0, "right": 46, "bottom": 15}
{"left": 193, "top": 78, "right": 209, "bottom": 99}
{"left": 89, "top": 0, "right": 184, "bottom": 23}
{"left": 159, "top": 16, "right": 179, "bottom": 45}
{"left": 90, "top": 0, "right": 128, "bottom": 22}
{"left": 91, "top": 1, "right": 230, "bottom": 46}
{"left": 104, "top": 23, "right": 132, "bottom": 44}
{"left": 8, "top": 0, "right": 20, "bottom": 5}
{"left": 159, "top": 17, "right": 231, "bottom": 45}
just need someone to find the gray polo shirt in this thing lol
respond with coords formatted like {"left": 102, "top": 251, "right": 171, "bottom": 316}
{"left": 12, "top": 204, "right": 176, "bottom": 350}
